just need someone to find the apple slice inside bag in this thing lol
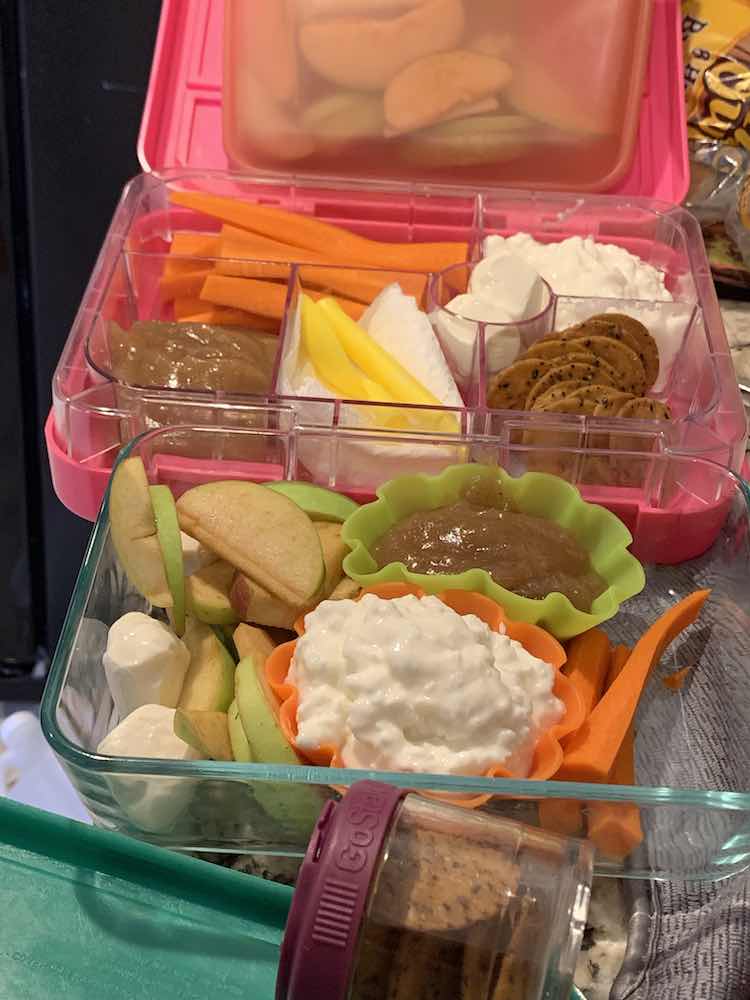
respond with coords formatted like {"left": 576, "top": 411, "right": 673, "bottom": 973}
{"left": 109, "top": 456, "right": 171, "bottom": 607}
{"left": 149, "top": 485, "right": 186, "bottom": 636}
{"left": 176, "top": 481, "right": 325, "bottom": 607}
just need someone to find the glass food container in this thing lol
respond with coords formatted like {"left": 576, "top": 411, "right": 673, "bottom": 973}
{"left": 41, "top": 424, "right": 750, "bottom": 881}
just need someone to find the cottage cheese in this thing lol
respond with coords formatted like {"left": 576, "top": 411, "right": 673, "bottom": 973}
{"left": 483, "top": 233, "right": 673, "bottom": 302}
{"left": 289, "top": 594, "right": 563, "bottom": 777}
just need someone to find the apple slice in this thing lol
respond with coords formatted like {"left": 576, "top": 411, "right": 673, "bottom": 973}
{"left": 174, "top": 708, "right": 233, "bottom": 761}
{"left": 233, "top": 623, "right": 277, "bottom": 664}
{"left": 149, "top": 485, "right": 186, "bottom": 635}
{"left": 176, "top": 481, "right": 324, "bottom": 607}
{"left": 265, "top": 481, "right": 359, "bottom": 523}
{"left": 329, "top": 576, "right": 360, "bottom": 601}
{"left": 227, "top": 699, "right": 253, "bottom": 762}
{"left": 231, "top": 574, "right": 300, "bottom": 630}
{"left": 315, "top": 522, "right": 349, "bottom": 596}
{"left": 185, "top": 560, "right": 238, "bottom": 626}
{"left": 109, "top": 456, "right": 171, "bottom": 607}
{"left": 179, "top": 618, "right": 235, "bottom": 712}
{"left": 235, "top": 653, "right": 323, "bottom": 829}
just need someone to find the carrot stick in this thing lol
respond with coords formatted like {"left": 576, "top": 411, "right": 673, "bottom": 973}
{"left": 538, "top": 799, "right": 584, "bottom": 837}
{"left": 584, "top": 643, "right": 642, "bottom": 859}
{"left": 201, "top": 273, "right": 365, "bottom": 321}
{"left": 168, "top": 232, "right": 221, "bottom": 257}
{"left": 562, "top": 628, "right": 611, "bottom": 717}
{"left": 663, "top": 666, "right": 692, "bottom": 690}
{"left": 159, "top": 269, "right": 211, "bottom": 301}
{"left": 556, "top": 590, "right": 710, "bottom": 783}
{"left": 220, "top": 224, "right": 318, "bottom": 261}
{"left": 215, "top": 257, "right": 426, "bottom": 304}
{"left": 172, "top": 297, "right": 279, "bottom": 331}
{"left": 169, "top": 190, "right": 468, "bottom": 272}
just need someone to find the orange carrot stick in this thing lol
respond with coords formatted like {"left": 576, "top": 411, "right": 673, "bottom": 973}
{"left": 172, "top": 297, "right": 279, "bottom": 331}
{"left": 169, "top": 190, "right": 468, "bottom": 272}
{"left": 168, "top": 232, "right": 221, "bottom": 257}
{"left": 605, "top": 643, "right": 630, "bottom": 687}
{"left": 562, "top": 628, "right": 611, "bottom": 717}
{"left": 201, "top": 273, "right": 365, "bottom": 321}
{"left": 538, "top": 799, "right": 584, "bottom": 837}
{"left": 663, "top": 666, "right": 692, "bottom": 690}
{"left": 556, "top": 591, "right": 710, "bottom": 783}
{"left": 159, "top": 269, "right": 211, "bottom": 301}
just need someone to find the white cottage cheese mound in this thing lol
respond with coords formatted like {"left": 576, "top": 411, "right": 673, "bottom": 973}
{"left": 289, "top": 594, "right": 563, "bottom": 777}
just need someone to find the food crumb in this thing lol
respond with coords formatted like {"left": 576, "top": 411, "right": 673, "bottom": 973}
{"left": 663, "top": 665, "right": 692, "bottom": 690}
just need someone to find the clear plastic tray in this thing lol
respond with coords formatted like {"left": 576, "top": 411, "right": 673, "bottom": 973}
{"left": 41, "top": 424, "right": 750, "bottom": 881}
{"left": 47, "top": 172, "right": 746, "bottom": 546}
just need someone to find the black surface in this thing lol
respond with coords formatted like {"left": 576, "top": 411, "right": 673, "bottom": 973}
{"left": 20, "top": 0, "right": 163, "bottom": 646}
{"left": 0, "top": 0, "right": 161, "bottom": 694}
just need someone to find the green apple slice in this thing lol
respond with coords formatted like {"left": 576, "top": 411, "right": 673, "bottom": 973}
{"left": 179, "top": 618, "right": 235, "bottom": 712}
{"left": 233, "top": 623, "right": 277, "bottom": 665}
{"left": 235, "top": 654, "right": 323, "bottom": 830}
{"left": 174, "top": 708, "right": 233, "bottom": 761}
{"left": 109, "top": 456, "right": 171, "bottom": 607}
{"left": 149, "top": 485, "right": 186, "bottom": 635}
{"left": 264, "top": 481, "right": 359, "bottom": 523}
{"left": 176, "top": 481, "right": 324, "bottom": 606}
{"left": 185, "top": 560, "right": 238, "bottom": 626}
{"left": 227, "top": 699, "right": 253, "bottom": 762}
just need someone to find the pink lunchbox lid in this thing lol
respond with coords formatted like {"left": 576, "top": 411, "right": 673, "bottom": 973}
{"left": 138, "top": 0, "right": 689, "bottom": 204}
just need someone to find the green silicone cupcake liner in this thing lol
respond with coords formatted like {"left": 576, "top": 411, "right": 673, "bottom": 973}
{"left": 341, "top": 464, "right": 645, "bottom": 640}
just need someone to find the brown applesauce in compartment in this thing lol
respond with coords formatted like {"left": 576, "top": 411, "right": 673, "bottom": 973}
{"left": 106, "top": 320, "right": 278, "bottom": 394}
{"left": 370, "top": 474, "right": 606, "bottom": 612}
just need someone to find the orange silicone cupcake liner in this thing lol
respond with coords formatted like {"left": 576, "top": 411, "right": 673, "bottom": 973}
{"left": 264, "top": 583, "right": 585, "bottom": 808}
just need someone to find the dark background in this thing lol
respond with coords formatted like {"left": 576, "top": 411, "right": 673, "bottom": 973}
{"left": 1, "top": 0, "right": 161, "bottom": 696}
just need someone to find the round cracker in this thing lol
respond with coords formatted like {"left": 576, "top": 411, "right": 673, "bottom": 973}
{"left": 543, "top": 395, "right": 599, "bottom": 415}
{"left": 564, "top": 334, "right": 646, "bottom": 395}
{"left": 529, "top": 379, "right": 583, "bottom": 410}
{"left": 487, "top": 357, "right": 554, "bottom": 410}
{"left": 565, "top": 351, "right": 621, "bottom": 385}
{"left": 589, "top": 312, "right": 660, "bottom": 389}
{"left": 525, "top": 362, "right": 613, "bottom": 409}
{"left": 521, "top": 338, "right": 569, "bottom": 363}
{"left": 591, "top": 391, "right": 635, "bottom": 416}
{"left": 567, "top": 384, "right": 630, "bottom": 406}
{"left": 618, "top": 397, "right": 671, "bottom": 421}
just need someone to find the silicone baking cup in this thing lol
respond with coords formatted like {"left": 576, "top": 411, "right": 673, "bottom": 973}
{"left": 265, "top": 583, "right": 585, "bottom": 809}
{"left": 341, "top": 465, "right": 645, "bottom": 640}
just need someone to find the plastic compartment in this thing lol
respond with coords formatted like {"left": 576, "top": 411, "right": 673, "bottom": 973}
{"left": 41, "top": 424, "right": 750, "bottom": 880}
{"left": 47, "top": 173, "right": 747, "bottom": 561}
{"left": 140, "top": 0, "right": 688, "bottom": 202}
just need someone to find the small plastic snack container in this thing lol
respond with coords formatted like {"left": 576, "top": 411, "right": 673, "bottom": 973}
{"left": 277, "top": 780, "right": 593, "bottom": 1000}
{"left": 41, "top": 424, "right": 750, "bottom": 881}
{"left": 222, "top": 0, "right": 653, "bottom": 193}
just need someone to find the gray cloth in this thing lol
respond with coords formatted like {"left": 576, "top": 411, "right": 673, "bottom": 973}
{"left": 614, "top": 876, "right": 750, "bottom": 1000}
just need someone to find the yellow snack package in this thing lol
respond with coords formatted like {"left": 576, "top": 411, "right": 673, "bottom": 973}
{"left": 684, "top": 1, "right": 750, "bottom": 148}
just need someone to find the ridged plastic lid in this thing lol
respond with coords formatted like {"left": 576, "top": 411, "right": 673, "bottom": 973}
{"left": 276, "top": 780, "right": 406, "bottom": 1000}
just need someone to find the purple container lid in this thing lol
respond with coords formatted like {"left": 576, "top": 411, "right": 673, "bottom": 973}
{"left": 276, "top": 780, "right": 407, "bottom": 1000}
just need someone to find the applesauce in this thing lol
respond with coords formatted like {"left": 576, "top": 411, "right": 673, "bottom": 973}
{"left": 107, "top": 321, "right": 277, "bottom": 394}
{"left": 370, "top": 473, "right": 606, "bottom": 612}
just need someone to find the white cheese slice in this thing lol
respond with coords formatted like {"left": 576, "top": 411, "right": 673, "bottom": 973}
{"left": 103, "top": 612, "right": 190, "bottom": 720}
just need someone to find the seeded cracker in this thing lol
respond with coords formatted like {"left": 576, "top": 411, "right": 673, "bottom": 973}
{"left": 589, "top": 312, "right": 660, "bottom": 389}
{"left": 487, "top": 358, "right": 553, "bottom": 409}
{"left": 521, "top": 338, "right": 569, "bottom": 362}
{"left": 525, "top": 362, "right": 611, "bottom": 409}
{"left": 564, "top": 334, "right": 646, "bottom": 395}
{"left": 610, "top": 397, "right": 672, "bottom": 487}
{"left": 565, "top": 351, "right": 621, "bottom": 385}
{"left": 530, "top": 379, "right": 584, "bottom": 410}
